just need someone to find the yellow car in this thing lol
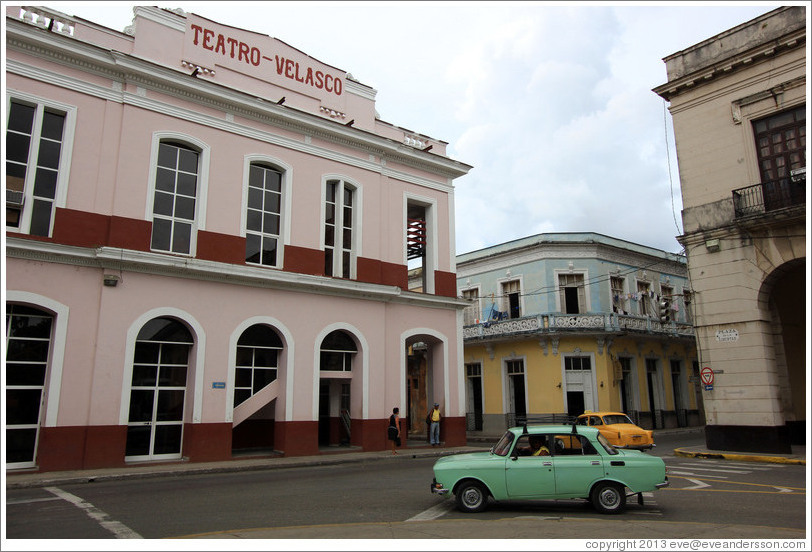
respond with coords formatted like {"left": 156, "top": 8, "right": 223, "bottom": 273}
{"left": 575, "top": 411, "right": 655, "bottom": 450}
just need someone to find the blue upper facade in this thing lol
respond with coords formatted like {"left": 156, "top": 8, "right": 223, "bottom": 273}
{"left": 456, "top": 232, "right": 691, "bottom": 326}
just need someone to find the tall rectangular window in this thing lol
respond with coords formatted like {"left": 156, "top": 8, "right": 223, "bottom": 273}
{"left": 753, "top": 105, "right": 806, "bottom": 211}
{"left": 501, "top": 280, "right": 521, "bottom": 319}
{"left": 754, "top": 105, "right": 806, "bottom": 181}
{"left": 637, "top": 281, "right": 651, "bottom": 316}
{"left": 462, "top": 289, "right": 480, "bottom": 325}
{"left": 5, "top": 100, "right": 67, "bottom": 236}
{"left": 324, "top": 179, "right": 355, "bottom": 278}
{"left": 611, "top": 276, "right": 626, "bottom": 314}
{"left": 245, "top": 164, "right": 282, "bottom": 267}
{"left": 559, "top": 274, "right": 585, "bottom": 314}
{"left": 150, "top": 142, "right": 199, "bottom": 255}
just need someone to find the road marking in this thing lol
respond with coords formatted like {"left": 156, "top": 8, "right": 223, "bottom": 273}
{"left": 405, "top": 501, "right": 455, "bottom": 522}
{"left": 683, "top": 478, "right": 710, "bottom": 490}
{"left": 669, "top": 470, "right": 728, "bottom": 478}
{"left": 679, "top": 462, "right": 772, "bottom": 471}
{"left": 44, "top": 487, "right": 142, "bottom": 538}
{"left": 669, "top": 465, "right": 750, "bottom": 474}
{"left": 6, "top": 496, "right": 63, "bottom": 505}
{"left": 666, "top": 476, "right": 805, "bottom": 493}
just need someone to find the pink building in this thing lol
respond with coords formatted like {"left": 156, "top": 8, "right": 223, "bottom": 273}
{"left": 5, "top": 6, "right": 471, "bottom": 472}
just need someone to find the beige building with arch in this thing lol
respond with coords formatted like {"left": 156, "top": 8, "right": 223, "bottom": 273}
{"left": 654, "top": 6, "right": 806, "bottom": 453}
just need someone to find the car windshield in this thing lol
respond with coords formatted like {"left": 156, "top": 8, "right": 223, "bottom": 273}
{"left": 603, "top": 415, "right": 634, "bottom": 425}
{"left": 492, "top": 431, "right": 516, "bottom": 457}
{"left": 596, "top": 432, "right": 619, "bottom": 455}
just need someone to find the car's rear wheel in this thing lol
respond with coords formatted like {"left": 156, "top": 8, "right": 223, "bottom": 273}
{"left": 591, "top": 481, "right": 626, "bottom": 514}
{"left": 455, "top": 480, "right": 489, "bottom": 513}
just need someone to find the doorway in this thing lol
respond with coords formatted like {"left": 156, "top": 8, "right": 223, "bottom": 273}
{"left": 125, "top": 317, "right": 193, "bottom": 461}
{"left": 5, "top": 305, "right": 53, "bottom": 469}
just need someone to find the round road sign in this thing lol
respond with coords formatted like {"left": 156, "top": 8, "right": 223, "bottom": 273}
{"left": 700, "top": 366, "right": 714, "bottom": 386}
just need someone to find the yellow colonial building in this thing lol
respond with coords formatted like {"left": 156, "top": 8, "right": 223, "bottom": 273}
{"left": 457, "top": 233, "right": 702, "bottom": 436}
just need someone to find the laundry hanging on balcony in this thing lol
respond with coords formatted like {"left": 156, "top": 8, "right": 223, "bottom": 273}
{"left": 482, "top": 299, "right": 507, "bottom": 327}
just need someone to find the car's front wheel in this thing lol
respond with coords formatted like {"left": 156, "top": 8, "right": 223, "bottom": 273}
{"left": 591, "top": 481, "right": 626, "bottom": 514}
{"left": 455, "top": 480, "right": 489, "bottom": 513}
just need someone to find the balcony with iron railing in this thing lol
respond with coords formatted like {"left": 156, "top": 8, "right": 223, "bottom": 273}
{"left": 733, "top": 170, "right": 805, "bottom": 219}
{"left": 463, "top": 312, "right": 694, "bottom": 341}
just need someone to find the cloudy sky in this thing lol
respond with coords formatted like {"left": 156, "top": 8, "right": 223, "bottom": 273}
{"left": 49, "top": 1, "right": 781, "bottom": 255}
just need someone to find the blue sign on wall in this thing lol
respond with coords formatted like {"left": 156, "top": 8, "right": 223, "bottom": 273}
{"left": 212, "top": 382, "right": 226, "bottom": 389}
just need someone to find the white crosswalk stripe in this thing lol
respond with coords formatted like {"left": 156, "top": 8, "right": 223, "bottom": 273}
{"left": 668, "top": 470, "right": 728, "bottom": 478}
{"left": 670, "top": 465, "right": 750, "bottom": 474}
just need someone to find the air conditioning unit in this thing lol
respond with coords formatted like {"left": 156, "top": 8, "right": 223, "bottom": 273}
{"left": 6, "top": 190, "right": 24, "bottom": 206}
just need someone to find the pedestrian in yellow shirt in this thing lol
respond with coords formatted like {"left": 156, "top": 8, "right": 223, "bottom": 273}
{"left": 428, "top": 403, "right": 441, "bottom": 446}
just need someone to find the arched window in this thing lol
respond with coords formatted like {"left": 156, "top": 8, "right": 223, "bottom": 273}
{"left": 320, "top": 330, "right": 357, "bottom": 371}
{"left": 126, "top": 317, "right": 193, "bottom": 460}
{"left": 5, "top": 304, "right": 53, "bottom": 468}
{"left": 234, "top": 324, "right": 282, "bottom": 406}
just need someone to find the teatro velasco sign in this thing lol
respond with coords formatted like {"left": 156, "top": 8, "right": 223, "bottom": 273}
{"left": 182, "top": 13, "right": 349, "bottom": 113}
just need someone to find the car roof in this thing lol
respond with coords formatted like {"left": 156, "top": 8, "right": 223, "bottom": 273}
{"left": 510, "top": 424, "right": 600, "bottom": 436}
{"left": 578, "top": 411, "right": 627, "bottom": 417}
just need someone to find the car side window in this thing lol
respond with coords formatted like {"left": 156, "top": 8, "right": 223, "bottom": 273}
{"left": 512, "top": 434, "right": 551, "bottom": 457}
{"left": 553, "top": 434, "right": 598, "bottom": 455}
{"left": 579, "top": 436, "right": 599, "bottom": 455}
{"left": 591, "top": 416, "right": 603, "bottom": 426}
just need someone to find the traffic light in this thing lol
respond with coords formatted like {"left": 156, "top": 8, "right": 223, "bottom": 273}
{"left": 658, "top": 297, "right": 671, "bottom": 323}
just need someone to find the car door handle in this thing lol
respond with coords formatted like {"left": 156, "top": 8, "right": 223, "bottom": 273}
{"left": 543, "top": 462, "right": 552, "bottom": 466}
{"left": 591, "top": 461, "right": 601, "bottom": 465}
{"left": 611, "top": 461, "right": 625, "bottom": 466}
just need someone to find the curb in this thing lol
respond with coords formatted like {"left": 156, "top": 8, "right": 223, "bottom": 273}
{"left": 673, "top": 447, "right": 805, "bottom": 465}
{"left": 5, "top": 447, "right": 488, "bottom": 490}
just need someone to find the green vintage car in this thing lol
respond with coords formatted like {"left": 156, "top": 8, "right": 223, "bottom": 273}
{"left": 431, "top": 424, "right": 668, "bottom": 514}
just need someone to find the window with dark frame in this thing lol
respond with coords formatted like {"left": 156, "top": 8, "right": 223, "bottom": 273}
{"left": 753, "top": 105, "right": 806, "bottom": 212}
{"left": 319, "top": 330, "right": 357, "bottom": 371}
{"left": 753, "top": 105, "right": 806, "bottom": 181}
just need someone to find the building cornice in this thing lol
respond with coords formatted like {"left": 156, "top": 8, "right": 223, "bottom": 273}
{"left": 457, "top": 240, "right": 686, "bottom": 280}
{"left": 5, "top": 238, "right": 468, "bottom": 310}
{"left": 5, "top": 17, "right": 471, "bottom": 183}
{"left": 654, "top": 26, "right": 805, "bottom": 101}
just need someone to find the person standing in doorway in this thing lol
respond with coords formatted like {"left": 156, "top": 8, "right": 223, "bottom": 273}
{"left": 388, "top": 407, "right": 401, "bottom": 454}
{"left": 428, "top": 402, "right": 441, "bottom": 446}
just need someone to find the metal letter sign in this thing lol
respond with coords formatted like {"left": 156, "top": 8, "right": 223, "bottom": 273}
{"left": 700, "top": 367, "right": 714, "bottom": 390}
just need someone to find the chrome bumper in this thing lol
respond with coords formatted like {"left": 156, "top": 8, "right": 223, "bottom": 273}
{"left": 655, "top": 478, "right": 670, "bottom": 489}
{"left": 431, "top": 479, "right": 450, "bottom": 495}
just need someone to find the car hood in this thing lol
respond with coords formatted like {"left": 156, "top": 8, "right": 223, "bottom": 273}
{"left": 433, "top": 451, "right": 494, "bottom": 466}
